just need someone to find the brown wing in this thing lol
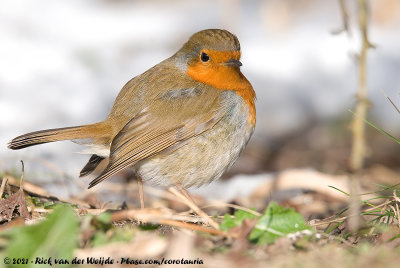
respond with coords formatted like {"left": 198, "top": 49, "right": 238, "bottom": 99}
{"left": 88, "top": 86, "right": 224, "bottom": 188}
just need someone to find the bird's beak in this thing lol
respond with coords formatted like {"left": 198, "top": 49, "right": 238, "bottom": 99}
{"left": 224, "top": 59, "right": 242, "bottom": 67}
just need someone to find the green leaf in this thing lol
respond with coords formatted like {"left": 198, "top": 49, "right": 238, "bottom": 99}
{"left": 249, "top": 202, "right": 311, "bottom": 245}
{"left": 91, "top": 225, "right": 135, "bottom": 247}
{"left": 219, "top": 209, "right": 258, "bottom": 231}
{"left": 109, "top": 227, "right": 135, "bottom": 243}
{"left": 4, "top": 205, "right": 79, "bottom": 267}
{"left": 43, "top": 202, "right": 56, "bottom": 209}
{"left": 90, "top": 212, "right": 112, "bottom": 231}
{"left": 95, "top": 212, "right": 112, "bottom": 226}
{"left": 91, "top": 232, "right": 109, "bottom": 247}
{"left": 139, "top": 223, "right": 160, "bottom": 231}
{"left": 90, "top": 212, "right": 135, "bottom": 247}
{"left": 30, "top": 196, "right": 41, "bottom": 206}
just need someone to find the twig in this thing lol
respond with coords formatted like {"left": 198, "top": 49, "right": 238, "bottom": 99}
{"left": 4, "top": 175, "right": 91, "bottom": 209}
{"left": 388, "top": 205, "right": 397, "bottom": 225}
{"left": 0, "top": 177, "right": 8, "bottom": 198}
{"left": 393, "top": 191, "right": 400, "bottom": 228}
{"left": 20, "top": 160, "right": 24, "bottom": 189}
{"left": 368, "top": 198, "right": 389, "bottom": 235}
{"left": 111, "top": 208, "right": 207, "bottom": 224}
{"left": 110, "top": 209, "right": 230, "bottom": 237}
{"left": 348, "top": 0, "right": 374, "bottom": 232}
{"left": 169, "top": 187, "right": 220, "bottom": 230}
{"left": 332, "top": 0, "right": 351, "bottom": 35}
{"left": 159, "top": 219, "right": 231, "bottom": 237}
{"left": 350, "top": 0, "right": 373, "bottom": 172}
{"left": 310, "top": 199, "right": 393, "bottom": 227}
{"left": 202, "top": 201, "right": 261, "bottom": 216}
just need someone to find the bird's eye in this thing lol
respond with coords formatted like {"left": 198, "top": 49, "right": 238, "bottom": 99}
{"left": 200, "top": 52, "right": 210, "bottom": 62}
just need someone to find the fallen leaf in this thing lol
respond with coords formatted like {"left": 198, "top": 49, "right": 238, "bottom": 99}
{"left": 4, "top": 205, "right": 79, "bottom": 263}
{"left": 0, "top": 185, "right": 30, "bottom": 221}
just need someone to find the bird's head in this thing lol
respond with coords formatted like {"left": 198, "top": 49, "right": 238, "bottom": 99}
{"left": 174, "top": 29, "right": 248, "bottom": 91}
{"left": 173, "top": 29, "right": 256, "bottom": 126}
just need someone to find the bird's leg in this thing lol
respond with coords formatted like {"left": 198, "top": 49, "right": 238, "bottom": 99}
{"left": 177, "top": 184, "right": 195, "bottom": 203}
{"left": 175, "top": 184, "right": 219, "bottom": 230}
{"left": 137, "top": 175, "right": 145, "bottom": 209}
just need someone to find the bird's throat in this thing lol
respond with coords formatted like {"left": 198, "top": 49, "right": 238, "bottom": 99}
{"left": 186, "top": 63, "right": 256, "bottom": 126}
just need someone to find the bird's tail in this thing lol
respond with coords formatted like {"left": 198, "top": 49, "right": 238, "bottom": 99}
{"left": 8, "top": 123, "right": 110, "bottom": 150}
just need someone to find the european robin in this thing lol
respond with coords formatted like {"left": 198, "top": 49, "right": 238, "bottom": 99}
{"left": 8, "top": 29, "right": 256, "bottom": 206}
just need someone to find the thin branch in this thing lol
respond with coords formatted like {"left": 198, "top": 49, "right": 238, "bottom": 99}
{"left": 350, "top": 0, "right": 373, "bottom": 172}
{"left": 159, "top": 219, "right": 231, "bottom": 237}
{"left": 348, "top": 0, "right": 374, "bottom": 232}
{"left": 110, "top": 208, "right": 207, "bottom": 224}
{"left": 332, "top": 0, "right": 351, "bottom": 35}
{"left": 20, "top": 160, "right": 25, "bottom": 189}
{"left": 110, "top": 209, "right": 230, "bottom": 237}
{"left": 169, "top": 187, "right": 220, "bottom": 230}
{"left": 310, "top": 199, "right": 393, "bottom": 227}
{"left": 0, "top": 178, "right": 8, "bottom": 199}
{"left": 394, "top": 191, "right": 400, "bottom": 228}
{"left": 202, "top": 202, "right": 261, "bottom": 216}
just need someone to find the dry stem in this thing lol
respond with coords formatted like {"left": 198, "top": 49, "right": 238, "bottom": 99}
{"left": 350, "top": 0, "right": 373, "bottom": 172}
{"left": 0, "top": 177, "right": 8, "bottom": 199}
{"left": 347, "top": 0, "right": 374, "bottom": 232}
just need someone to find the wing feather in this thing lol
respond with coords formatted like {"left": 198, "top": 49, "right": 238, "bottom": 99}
{"left": 88, "top": 86, "right": 225, "bottom": 188}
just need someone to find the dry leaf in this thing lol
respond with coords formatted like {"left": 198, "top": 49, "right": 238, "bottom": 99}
{"left": 0, "top": 187, "right": 30, "bottom": 221}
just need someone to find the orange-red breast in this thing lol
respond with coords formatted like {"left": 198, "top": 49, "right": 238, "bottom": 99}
{"left": 9, "top": 29, "right": 256, "bottom": 191}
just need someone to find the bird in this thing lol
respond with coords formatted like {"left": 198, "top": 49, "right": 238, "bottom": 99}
{"left": 8, "top": 29, "right": 256, "bottom": 213}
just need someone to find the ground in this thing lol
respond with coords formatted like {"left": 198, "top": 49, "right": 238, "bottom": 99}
{"left": 1, "top": 161, "right": 399, "bottom": 268}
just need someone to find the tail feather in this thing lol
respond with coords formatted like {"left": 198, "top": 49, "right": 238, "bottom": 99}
{"left": 8, "top": 123, "right": 109, "bottom": 150}
{"left": 79, "top": 154, "right": 105, "bottom": 177}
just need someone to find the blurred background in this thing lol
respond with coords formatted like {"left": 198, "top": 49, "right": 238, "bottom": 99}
{"left": 1, "top": 0, "right": 400, "bottom": 199}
